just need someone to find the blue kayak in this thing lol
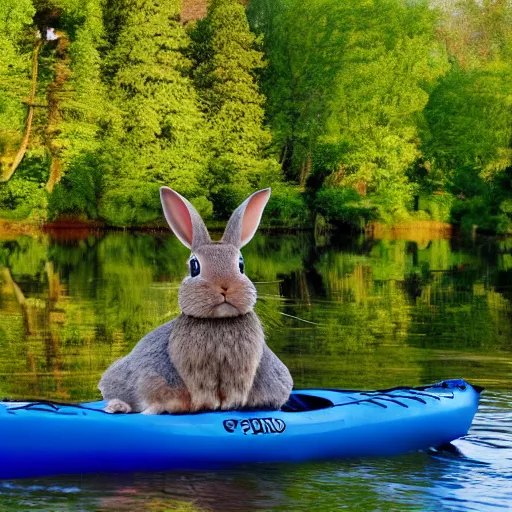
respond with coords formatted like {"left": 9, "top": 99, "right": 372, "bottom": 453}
{"left": 0, "top": 379, "right": 481, "bottom": 479}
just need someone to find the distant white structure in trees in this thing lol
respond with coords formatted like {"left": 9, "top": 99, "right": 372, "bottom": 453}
{"left": 46, "top": 28, "right": 59, "bottom": 41}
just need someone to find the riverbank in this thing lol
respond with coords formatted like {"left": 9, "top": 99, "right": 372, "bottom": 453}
{"left": 0, "top": 217, "right": 482, "bottom": 245}
{"left": 0, "top": 225, "right": 510, "bottom": 511}
{"left": 367, "top": 221, "right": 454, "bottom": 243}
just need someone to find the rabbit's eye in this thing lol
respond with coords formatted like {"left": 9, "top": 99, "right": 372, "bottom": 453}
{"left": 190, "top": 257, "right": 200, "bottom": 277}
{"left": 239, "top": 255, "right": 245, "bottom": 274}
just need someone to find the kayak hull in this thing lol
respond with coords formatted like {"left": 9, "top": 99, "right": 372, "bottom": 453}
{"left": 0, "top": 379, "right": 481, "bottom": 479}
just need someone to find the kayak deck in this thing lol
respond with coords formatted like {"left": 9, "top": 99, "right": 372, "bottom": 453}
{"left": 0, "top": 379, "right": 482, "bottom": 479}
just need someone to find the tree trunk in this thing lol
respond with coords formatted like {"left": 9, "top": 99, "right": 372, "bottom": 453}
{"left": 46, "top": 32, "right": 71, "bottom": 193}
{"left": 2, "top": 39, "right": 43, "bottom": 181}
{"left": 299, "top": 153, "right": 312, "bottom": 187}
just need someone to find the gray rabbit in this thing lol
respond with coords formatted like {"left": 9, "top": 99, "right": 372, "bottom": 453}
{"left": 99, "top": 187, "right": 293, "bottom": 414}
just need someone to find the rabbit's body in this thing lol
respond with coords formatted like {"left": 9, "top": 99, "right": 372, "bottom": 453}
{"left": 99, "top": 320, "right": 183, "bottom": 413}
{"left": 99, "top": 187, "right": 293, "bottom": 414}
{"left": 100, "top": 311, "right": 292, "bottom": 413}
{"left": 170, "top": 312, "right": 263, "bottom": 412}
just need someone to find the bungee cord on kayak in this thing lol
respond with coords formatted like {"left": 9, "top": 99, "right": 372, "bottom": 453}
{"left": 3, "top": 385, "right": 458, "bottom": 414}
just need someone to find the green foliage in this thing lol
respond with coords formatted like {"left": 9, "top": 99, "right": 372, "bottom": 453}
{"left": 264, "top": 186, "right": 309, "bottom": 227}
{"left": 0, "top": 0, "right": 512, "bottom": 232}
{"left": 0, "top": 178, "right": 47, "bottom": 220}
{"left": 315, "top": 187, "right": 377, "bottom": 229}
{"left": 451, "top": 196, "right": 511, "bottom": 235}
{"left": 0, "top": 0, "right": 35, "bottom": 163}
{"left": 0, "top": 150, "right": 49, "bottom": 220}
{"left": 250, "top": 0, "right": 447, "bottom": 220}
{"left": 248, "top": 0, "right": 512, "bottom": 232}
{"left": 249, "top": 0, "right": 448, "bottom": 219}
{"left": 99, "top": 181, "right": 162, "bottom": 227}
{"left": 14, "top": 151, "right": 50, "bottom": 182}
{"left": 417, "top": 193, "right": 454, "bottom": 223}
{"left": 323, "top": 0, "right": 448, "bottom": 206}
{"left": 56, "top": 0, "right": 107, "bottom": 167}
{"left": 48, "top": 154, "right": 102, "bottom": 219}
{"left": 421, "top": 0, "right": 512, "bottom": 233}
{"left": 100, "top": 0, "right": 208, "bottom": 226}
{"left": 369, "top": 183, "right": 418, "bottom": 224}
{"left": 247, "top": 0, "right": 340, "bottom": 182}
{"left": 424, "top": 68, "right": 512, "bottom": 192}
{"left": 189, "top": 195, "right": 214, "bottom": 220}
{"left": 190, "top": 0, "right": 281, "bottom": 215}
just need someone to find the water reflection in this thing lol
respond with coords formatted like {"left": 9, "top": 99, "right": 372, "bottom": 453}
{"left": 0, "top": 230, "right": 511, "bottom": 396}
{"left": 0, "top": 229, "right": 511, "bottom": 510}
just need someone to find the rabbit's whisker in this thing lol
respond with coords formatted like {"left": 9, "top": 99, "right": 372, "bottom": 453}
{"left": 257, "top": 295, "right": 284, "bottom": 300}
{"left": 279, "top": 312, "right": 320, "bottom": 326}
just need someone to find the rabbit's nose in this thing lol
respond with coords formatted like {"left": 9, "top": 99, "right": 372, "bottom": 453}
{"left": 220, "top": 286, "right": 228, "bottom": 295}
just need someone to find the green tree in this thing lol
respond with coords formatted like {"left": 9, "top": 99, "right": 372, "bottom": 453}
{"left": 0, "top": 0, "right": 36, "bottom": 175}
{"left": 249, "top": 0, "right": 448, "bottom": 223}
{"left": 100, "top": 0, "right": 209, "bottom": 226}
{"left": 322, "top": 0, "right": 449, "bottom": 221}
{"left": 190, "top": 0, "right": 280, "bottom": 216}
{"left": 247, "top": 0, "right": 343, "bottom": 184}
{"left": 423, "top": 0, "right": 512, "bottom": 232}
{"left": 47, "top": 0, "right": 107, "bottom": 217}
{"left": 425, "top": 69, "right": 512, "bottom": 192}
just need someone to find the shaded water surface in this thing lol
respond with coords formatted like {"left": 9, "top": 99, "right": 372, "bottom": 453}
{"left": 0, "top": 230, "right": 510, "bottom": 510}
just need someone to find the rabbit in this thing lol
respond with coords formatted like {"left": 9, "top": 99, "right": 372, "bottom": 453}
{"left": 99, "top": 187, "right": 293, "bottom": 414}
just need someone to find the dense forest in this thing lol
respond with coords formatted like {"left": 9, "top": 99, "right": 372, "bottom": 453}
{"left": 0, "top": 0, "right": 511, "bottom": 232}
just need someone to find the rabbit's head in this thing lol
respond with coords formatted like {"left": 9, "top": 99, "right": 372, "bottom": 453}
{"left": 160, "top": 187, "right": 271, "bottom": 319}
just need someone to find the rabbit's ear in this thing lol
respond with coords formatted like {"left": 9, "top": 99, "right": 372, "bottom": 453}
{"left": 160, "top": 187, "right": 211, "bottom": 249}
{"left": 222, "top": 188, "right": 271, "bottom": 248}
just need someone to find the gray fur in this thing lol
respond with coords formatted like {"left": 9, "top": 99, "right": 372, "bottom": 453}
{"left": 170, "top": 313, "right": 263, "bottom": 412}
{"left": 99, "top": 321, "right": 190, "bottom": 413}
{"left": 247, "top": 345, "right": 294, "bottom": 410}
{"left": 222, "top": 197, "right": 249, "bottom": 247}
{"left": 98, "top": 187, "right": 293, "bottom": 414}
{"left": 178, "top": 243, "right": 257, "bottom": 318}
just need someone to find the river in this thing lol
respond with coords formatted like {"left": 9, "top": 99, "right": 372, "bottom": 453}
{"left": 0, "top": 229, "right": 510, "bottom": 510}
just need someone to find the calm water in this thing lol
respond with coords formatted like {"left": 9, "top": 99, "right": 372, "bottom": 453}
{"left": 0, "top": 229, "right": 511, "bottom": 511}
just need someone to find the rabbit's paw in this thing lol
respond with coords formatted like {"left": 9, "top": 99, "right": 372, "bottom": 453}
{"left": 220, "top": 393, "right": 248, "bottom": 411}
{"left": 141, "top": 403, "right": 165, "bottom": 415}
{"left": 104, "top": 398, "right": 132, "bottom": 414}
{"left": 164, "top": 398, "right": 191, "bottom": 414}
{"left": 190, "top": 395, "right": 221, "bottom": 413}
{"left": 142, "top": 398, "right": 190, "bottom": 415}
